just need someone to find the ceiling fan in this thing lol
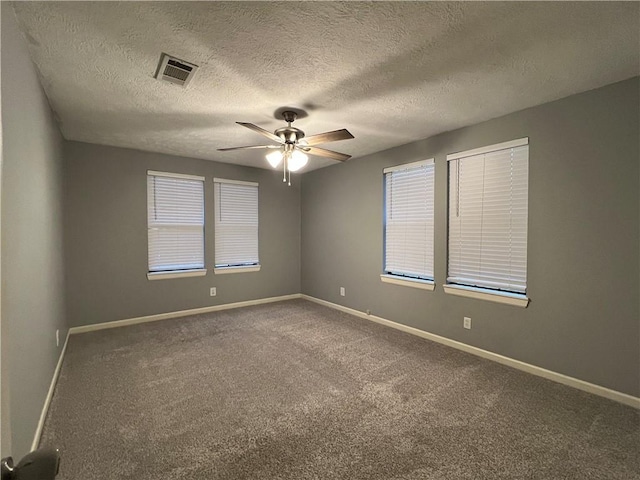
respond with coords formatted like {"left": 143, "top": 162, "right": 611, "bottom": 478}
{"left": 218, "top": 110, "right": 354, "bottom": 185}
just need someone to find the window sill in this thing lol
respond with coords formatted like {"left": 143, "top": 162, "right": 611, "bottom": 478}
{"left": 147, "top": 269, "right": 207, "bottom": 280}
{"left": 443, "top": 284, "right": 529, "bottom": 307}
{"left": 214, "top": 265, "right": 261, "bottom": 275}
{"left": 380, "top": 274, "right": 435, "bottom": 291}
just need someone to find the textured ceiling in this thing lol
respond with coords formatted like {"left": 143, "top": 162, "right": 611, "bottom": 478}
{"left": 10, "top": 1, "right": 640, "bottom": 172}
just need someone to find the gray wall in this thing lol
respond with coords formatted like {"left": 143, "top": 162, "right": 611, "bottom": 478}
{"left": 1, "top": 4, "right": 67, "bottom": 458}
{"left": 64, "top": 142, "right": 300, "bottom": 327}
{"left": 301, "top": 77, "right": 640, "bottom": 397}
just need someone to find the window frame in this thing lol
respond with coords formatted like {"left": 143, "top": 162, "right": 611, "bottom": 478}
{"left": 445, "top": 138, "right": 530, "bottom": 307}
{"left": 147, "top": 170, "right": 206, "bottom": 280}
{"left": 382, "top": 158, "right": 435, "bottom": 291}
{"left": 213, "top": 178, "right": 261, "bottom": 275}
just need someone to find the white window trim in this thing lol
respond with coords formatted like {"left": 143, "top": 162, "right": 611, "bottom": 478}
{"left": 148, "top": 170, "right": 204, "bottom": 181}
{"left": 446, "top": 138, "right": 529, "bottom": 297}
{"left": 147, "top": 269, "right": 207, "bottom": 280}
{"left": 446, "top": 137, "right": 529, "bottom": 161}
{"left": 214, "top": 265, "right": 261, "bottom": 275}
{"left": 383, "top": 158, "right": 434, "bottom": 173}
{"left": 148, "top": 171, "right": 205, "bottom": 276}
{"left": 214, "top": 178, "right": 260, "bottom": 271}
{"left": 213, "top": 177, "right": 258, "bottom": 187}
{"left": 443, "top": 284, "right": 529, "bottom": 308}
{"left": 383, "top": 158, "right": 435, "bottom": 281}
{"left": 380, "top": 274, "right": 435, "bottom": 291}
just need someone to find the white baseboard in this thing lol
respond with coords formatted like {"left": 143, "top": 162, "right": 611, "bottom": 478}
{"left": 31, "top": 330, "right": 70, "bottom": 451}
{"left": 301, "top": 295, "right": 640, "bottom": 409}
{"left": 69, "top": 294, "right": 302, "bottom": 335}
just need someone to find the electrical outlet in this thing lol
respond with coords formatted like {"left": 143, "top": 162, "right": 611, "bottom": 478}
{"left": 56, "top": 329, "right": 60, "bottom": 347}
{"left": 340, "top": 287, "right": 345, "bottom": 296}
{"left": 464, "top": 317, "right": 472, "bottom": 329}
{"left": 210, "top": 287, "right": 217, "bottom": 297}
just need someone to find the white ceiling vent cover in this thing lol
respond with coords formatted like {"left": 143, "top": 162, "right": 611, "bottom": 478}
{"left": 155, "top": 53, "right": 198, "bottom": 87}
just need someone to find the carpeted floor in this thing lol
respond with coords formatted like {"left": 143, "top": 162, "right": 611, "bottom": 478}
{"left": 40, "top": 299, "right": 639, "bottom": 479}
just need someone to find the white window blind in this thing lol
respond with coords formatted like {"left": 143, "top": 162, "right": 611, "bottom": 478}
{"left": 384, "top": 159, "right": 435, "bottom": 280}
{"left": 447, "top": 139, "right": 529, "bottom": 294}
{"left": 214, "top": 179, "right": 259, "bottom": 268}
{"left": 147, "top": 171, "right": 205, "bottom": 273}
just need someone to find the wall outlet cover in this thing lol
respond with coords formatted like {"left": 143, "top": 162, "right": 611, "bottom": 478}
{"left": 464, "top": 317, "right": 471, "bottom": 329}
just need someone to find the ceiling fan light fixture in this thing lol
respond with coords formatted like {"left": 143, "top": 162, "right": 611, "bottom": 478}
{"left": 266, "top": 149, "right": 308, "bottom": 172}
{"left": 287, "top": 150, "right": 308, "bottom": 172}
{"left": 266, "top": 150, "right": 283, "bottom": 168}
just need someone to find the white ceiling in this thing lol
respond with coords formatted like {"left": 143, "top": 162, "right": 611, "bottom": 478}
{"left": 10, "top": 1, "right": 639, "bottom": 172}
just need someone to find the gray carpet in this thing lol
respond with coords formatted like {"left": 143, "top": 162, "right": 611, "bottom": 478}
{"left": 40, "top": 299, "right": 639, "bottom": 479}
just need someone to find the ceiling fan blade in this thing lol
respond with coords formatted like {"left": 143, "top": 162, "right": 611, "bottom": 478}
{"left": 218, "top": 145, "right": 280, "bottom": 152}
{"left": 237, "top": 122, "right": 284, "bottom": 144}
{"left": 303, "top": 129, "right": 354, "bottom": 146}
{"left": 303, "top": 146, "right": 352, "bottom": 162}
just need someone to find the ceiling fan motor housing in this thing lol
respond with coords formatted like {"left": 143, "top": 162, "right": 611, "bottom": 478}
{"left": 275, "top": 127, "right": 304, "bottom": 144}
{"left": 276, "top": 111, "right": 305, "bottom": 143}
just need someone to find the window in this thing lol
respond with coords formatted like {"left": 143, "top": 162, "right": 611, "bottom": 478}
{"left": 147, "top": 171, "right": 205, "bottom": 279}
{"left": 382, "top": 159, "right": 435, "bottom": 290}
{"left": 446, "top": 138, "right": 529, "bottom": 306}
{"left": 214, "top": 178, "right": 260, "bottom": 274}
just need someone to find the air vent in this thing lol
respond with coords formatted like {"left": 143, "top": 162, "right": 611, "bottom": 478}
{"left": 155, "top": 53, "right": 198, "bottom": 87}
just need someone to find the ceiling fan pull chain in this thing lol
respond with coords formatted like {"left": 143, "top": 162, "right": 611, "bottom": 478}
{"left": 285, "top": 151, "right": 291, "bottom": 186}
{"left": 283, "top": 152, "right": 287, "bottom": 182}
